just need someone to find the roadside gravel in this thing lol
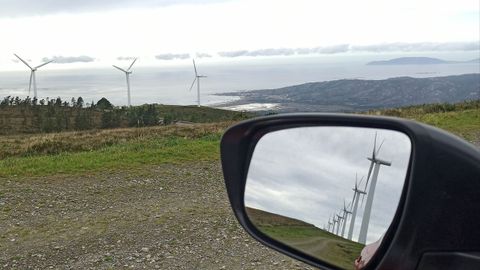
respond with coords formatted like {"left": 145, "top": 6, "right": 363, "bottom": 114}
{"left": 0, "top": 162, "right": 313, "bottom": 269}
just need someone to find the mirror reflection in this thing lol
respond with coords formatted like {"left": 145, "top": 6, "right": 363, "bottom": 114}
{"left": 244, "top": 126, "right": 411, "bottom": 269}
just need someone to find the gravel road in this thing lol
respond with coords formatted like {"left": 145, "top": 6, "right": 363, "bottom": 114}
{"left": 0, "top": 162, "right": 314, "bottom": 269}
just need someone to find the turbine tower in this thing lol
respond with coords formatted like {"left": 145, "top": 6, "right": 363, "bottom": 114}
{"left": 358, "top": 133, "right": 392, "bottom": 244}
{"left": 113, "top": 58, "right": 137, "bottom": 107}
{"left": 341, "top": 200, "right": 352, "bottom": 238}
{"left": 14, "top": 54, "right": 53, "bottom": 98}
{"left": 348, "top": 174, "right": 367, "bottom": 240}
{"left": 189, "top": 59, "right": 207, "bottom": 107}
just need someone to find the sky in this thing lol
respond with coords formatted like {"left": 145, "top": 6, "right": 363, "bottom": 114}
{"left": 0, "top": 0, "right": 478, "bottom": 71}
{"left": 244, "top": 127, "right": 412, "bottom": 246}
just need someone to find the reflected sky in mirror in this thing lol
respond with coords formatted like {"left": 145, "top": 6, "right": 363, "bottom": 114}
{"left": 245, "top": 127, "right": 411, "bottom": 244}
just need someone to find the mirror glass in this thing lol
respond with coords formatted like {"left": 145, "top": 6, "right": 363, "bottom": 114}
{"left": 245, "top": 126, "right": 411, "bottom": 269}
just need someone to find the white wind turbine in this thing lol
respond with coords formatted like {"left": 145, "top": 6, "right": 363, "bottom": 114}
{"left": 332, "top": 215, "right": 338, "bottom": 235}
{"left": 327, "top": 215, "right": 333, "bottom": 233}
{"left": 347, "top": 174, "right": 367, "bottom": 241}
{"left": 14, "top": 54, "right": 53, "bottom": 98}
{"left": 341, "top": 200, "right": 352, "bottom": 238}
{"left": 336, "top": 212, "right": 344, "bottom": 235}
{"left": 358, "top": 133, "right": 392, "bottom": 244}
{"left": 113, "top": 58, "right": 137, "bottom": 107}
{"left": 188, "top": 59, "right": 207, "bottom": 107}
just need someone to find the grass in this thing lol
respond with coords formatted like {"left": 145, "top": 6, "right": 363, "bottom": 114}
{"left": 0, "top": 135, "right": 220, "bottom": 178}
{"left": 368, "top": 100, "right": 480, "bottom": 141}
{"left": 247, "top": 206, "right": 364, "bottom": 269}
{"left": 1, "top": 100, "right": 479, "bottom": 178}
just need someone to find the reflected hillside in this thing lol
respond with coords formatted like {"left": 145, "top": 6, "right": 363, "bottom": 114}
{"left": 246, "top": 207, "right": 364, "bottom": 269}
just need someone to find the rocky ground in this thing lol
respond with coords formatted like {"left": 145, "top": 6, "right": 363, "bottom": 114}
{"left": 0, "top": 162, "right": 314, "bottom": 269}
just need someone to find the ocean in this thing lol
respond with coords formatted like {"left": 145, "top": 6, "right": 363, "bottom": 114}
{"left": 0, "top": 56, "right": 478, "bottom": 107}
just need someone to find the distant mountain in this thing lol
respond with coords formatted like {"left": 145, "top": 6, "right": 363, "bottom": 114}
{"left": 367, "top": 57, "right": 449, "bottom": 65}
{"left": 219, "top": 74, "right": 480, "bottom": 112}
{"left": 367, "top": 57, "right": 479, "bottom": 65}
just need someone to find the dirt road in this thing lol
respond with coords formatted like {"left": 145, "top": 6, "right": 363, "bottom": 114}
{"left": 0, "top": 162, "right": 315, "bottom": 269}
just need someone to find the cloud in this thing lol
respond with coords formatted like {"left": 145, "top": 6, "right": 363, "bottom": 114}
{"left": 246, "top": 48, "right": 295, "bottom": 57}
{"left": 218, "top": 50, "right": 249, "bottom": 58}
{"left": 155, "top": 53, "right": 190, "bottom": 60}
{"left": 0, "top": 0, "right": 230, "bottom": 18}
{"left": 218, "top": 42, "right": 479, "bottom": 58}
{"left": 351, "top": 41, "right": 480, "bottom": 53}
{"left": 117, "top": 56, "right": 137, "bottom": 61}
{"left": 196, "top": 52, "right": 212, "bottom": 58}
{"left": 42, "top": 55, "right": 95, "bottom": 64}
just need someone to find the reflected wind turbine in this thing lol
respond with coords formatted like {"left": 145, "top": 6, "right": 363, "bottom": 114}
{"left": 188, "top": 59, "right": 207, "bottom": 107}
{"left": 341, "top": 200, "right": 352, "bottom": 238}
{"left": 358, "top": 133, "right": 392, "bottom": 244}
{"left": 113, "top": 58, "right": 137, "bottom": 107}
{"left": 348, "top": 174, "right": 366, "bottom": 241}
{"left": 14, "top": 54, "right": 53, "bottom": 98}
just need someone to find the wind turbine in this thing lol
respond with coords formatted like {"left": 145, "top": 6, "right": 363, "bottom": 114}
{"left": 341, "top": 200, "right": 352, "bottom": 238}
{"left": 113, "top": 58, "right": 137, "bottom": 107}
{"left": 348, "top": 174, "right": 367, "bottom": 241}
{"left": 327, "top": 216, "right": 333, "bottom": 233}
{"left": 358, "top": 133, "right": 392, "bottom": 244}
{"left": 332, "top": 215, "right": 338, "bottom": 235}
{"left": 188, "top": 59, "right": 207, "bottom": 107}
{"left": 336, "top": 212, "right": 344, "bottom": 235}
{"left": 14, "top": 54, "right": 53, "bottom": 98}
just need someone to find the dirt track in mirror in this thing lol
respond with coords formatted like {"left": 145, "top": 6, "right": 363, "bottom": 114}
{"left": 0, "top": 162, "right": 316, "bottom": 269}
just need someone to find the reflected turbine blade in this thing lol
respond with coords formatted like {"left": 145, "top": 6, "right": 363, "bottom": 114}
{"left": 376, "top": 139, "right": 386, "bottom": 155}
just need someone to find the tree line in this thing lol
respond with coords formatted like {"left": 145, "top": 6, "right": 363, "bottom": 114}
{"left": 0, "top": 96, "right": 166, "bottom": 133}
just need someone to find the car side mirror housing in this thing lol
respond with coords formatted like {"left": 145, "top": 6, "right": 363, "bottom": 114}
{"left": 220, "top": 114, "right": 480, "bottom": 270}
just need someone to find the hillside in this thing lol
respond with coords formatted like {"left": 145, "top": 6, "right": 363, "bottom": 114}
{"left": 219, "top": 74, "right": 480, "bottom": 112}
{"left": 246, "top": 207, "right": 364, "bottom": 269}
{"left": 0, "top": 102, "right": 250, "bottom": 135}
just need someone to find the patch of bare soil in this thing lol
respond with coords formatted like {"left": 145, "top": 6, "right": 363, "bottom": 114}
{"left": 0, "top": 162, "right": 314, "bottom": 269}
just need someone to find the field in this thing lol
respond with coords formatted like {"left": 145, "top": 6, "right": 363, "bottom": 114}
{"left": 0, "top": 101, "right": 479, "bottom": 269}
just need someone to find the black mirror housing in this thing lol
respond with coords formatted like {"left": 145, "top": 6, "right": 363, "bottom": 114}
{"left": 220, "top": 114, "right": 480, "bottom": 270}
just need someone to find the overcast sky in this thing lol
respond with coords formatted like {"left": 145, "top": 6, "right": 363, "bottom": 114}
{"left": 0, "top": 0, "right": 478, "bottom": 70}
{"left": 245, "top": 127, "right": 411, "bottom": 246}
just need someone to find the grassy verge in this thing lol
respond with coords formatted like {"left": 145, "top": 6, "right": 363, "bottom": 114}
{"left": 0, "top": 125, "right": 224, "bottom": 178}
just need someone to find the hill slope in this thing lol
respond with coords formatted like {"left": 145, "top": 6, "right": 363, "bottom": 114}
{"left": 220, "top": 74, "right": 480, "bottom": 112}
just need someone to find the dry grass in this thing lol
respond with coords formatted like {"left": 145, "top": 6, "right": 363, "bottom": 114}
{"left": 0, "top": 122, "right": 233, "bottom": 159}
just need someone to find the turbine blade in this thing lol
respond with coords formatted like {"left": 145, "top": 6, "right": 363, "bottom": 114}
{"left": 373, "top": 132, "right": 377, "bottom": 159}
{"left": 193, "top": 59, "right": 198, "bottom": 76}
{"left": 113, "top": 65, "right": 127, "bottom": 73}
{"left": 127, "top": 58, "right": 137, "bottom": 71}
{"left": 188, "top": 78, "right": 197, "bottom": 91}
{"left": 14, "top": 54, "right": 33, "bottom": 70}
{"left": 35, "top": 60, "right": 53, "bottom": 69}
{"left": 376, "top": 139, "right": 386, "bottom": 156}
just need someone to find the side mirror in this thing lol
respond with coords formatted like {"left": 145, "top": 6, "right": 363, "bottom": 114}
{"left": 220, "top": 114, "right": 480, "bottom": 270}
